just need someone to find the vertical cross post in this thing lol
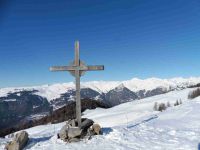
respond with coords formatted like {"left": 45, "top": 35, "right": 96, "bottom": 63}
{"left": 75, "top": 41, "right": 81, "bottom": 127}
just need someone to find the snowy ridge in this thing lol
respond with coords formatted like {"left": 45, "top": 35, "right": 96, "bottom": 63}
{"left": 35, "top": 82, "right": 75, "bottom": 101}
{"left": 1, "top": 77, "right": 200, "bottom": 101}
{"left": 123, "top": 77, "right": 200, "bottom": 92}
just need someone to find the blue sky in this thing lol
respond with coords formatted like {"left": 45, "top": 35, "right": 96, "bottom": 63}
{"left": 0, "top": 0, "right": 200, "bottom": 87}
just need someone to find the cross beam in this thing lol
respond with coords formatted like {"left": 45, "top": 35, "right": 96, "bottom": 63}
{"left": 50, "top": 41, "right": 104, "bottom": 127}
{"left": 50, "top": 65, "right": 104, "bottom": 71}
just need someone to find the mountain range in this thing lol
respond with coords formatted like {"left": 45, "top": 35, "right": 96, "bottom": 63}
{"left": 0, "top": 77, "right": 200, "bottom": 131}
{"left": 1, "top": 77, "right": 200, "bottom": 106}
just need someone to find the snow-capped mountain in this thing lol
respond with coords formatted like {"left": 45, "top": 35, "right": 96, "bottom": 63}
{"left": 1, "top": 77, "right": 200, "bottom": 105}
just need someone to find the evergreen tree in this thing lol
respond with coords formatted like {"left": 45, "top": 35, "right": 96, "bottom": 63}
{"left": 174, "top": 100, "right": 179, "bottom": 106}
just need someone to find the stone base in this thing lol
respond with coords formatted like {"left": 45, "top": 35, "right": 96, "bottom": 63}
{"left": 5, "top": 131, "right": 29, "bottom": 150}
{"left": 58, "top": 118, "right": 102, "bottom": 142}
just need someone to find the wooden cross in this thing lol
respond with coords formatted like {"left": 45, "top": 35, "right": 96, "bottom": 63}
{"left": 50, "top": 41, "right": 104, "bottom": 127}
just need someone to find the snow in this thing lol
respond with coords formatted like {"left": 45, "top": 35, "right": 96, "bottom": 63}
{"left": 35, "top": 83, "right": 75, "bottom": 101}
{"left": 33, "top": 105, "right": 39, "bottom": 109}
{"left": 26, "top": 113, "right": 49, "bottom": 121}
{"left": 1, "top": 88, "right": 200, "bottom": 150}
{"left": 3, "top": 99, "right": 16, "bottom": 102}
{"left": 83, "top": 88, "right": 191, "bottom": 127}
{"left": 16, "top": 93, "right": 21, "bottom": 96}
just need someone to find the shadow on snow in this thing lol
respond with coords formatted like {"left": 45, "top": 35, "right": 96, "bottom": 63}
{"left": 127, "top": 115, "right": 158, "bottom": 129}
{"left": 25, "top": 135, "right": 53, "bottom": 149}
{"left": 101, "top": 127, "right": 113, "bottom": 135}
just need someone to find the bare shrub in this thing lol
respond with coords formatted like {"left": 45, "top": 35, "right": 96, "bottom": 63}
{"left": 167, "top": 101, "right": 171, "bottom": 107}
{"left": 153, "top": 102, "right": 158, "bottom": 111}
{"left": 158, "top": 103, "right": 166, "bottom": 112}
{"left": 188, "top": 88, "right": 200, "bottom": 99}
{"left": 179, "top": 99, "right": 182, "bottom": 104}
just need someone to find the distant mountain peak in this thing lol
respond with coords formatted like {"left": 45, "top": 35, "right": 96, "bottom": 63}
{"left": 115, "top": 83, "right": 125, "bottom": 92}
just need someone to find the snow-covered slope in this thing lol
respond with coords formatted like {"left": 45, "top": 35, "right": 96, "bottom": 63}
{"left": 1, "top": 88, "right": 200, "bottom": 150}
{"left": 1, "top": 77, "right": 200, "bottom": 102}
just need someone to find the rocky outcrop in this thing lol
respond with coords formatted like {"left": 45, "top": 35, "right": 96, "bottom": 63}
{"left": 58, "top": 124, "right": 69, "bottom": 141}
{"left": 87, "top": 123, "right": 102, "bottom": 140}
{"left": 67, "top": 127, "right": 82, "bottom": 139}
{"left": 91, "top": 124, "right": 101, "bottom": 135}
{"left": 58, "top": 118, "right": 100, "bottom": 142}
{"left": 58, "top": 119, "right": 83, "bottom": 141}
{"left": 5, "top": 131, "right": 29, "bottom": 150}
{"left": 80, "top": 119, "right": 94, "bottom": 131}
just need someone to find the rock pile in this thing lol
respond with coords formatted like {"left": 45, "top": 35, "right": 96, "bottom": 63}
{"left": 5, "top": 131, "right": 29, "bottom": 150}
{"left": 58, "top": 118, "right": 102, "bottom": 142}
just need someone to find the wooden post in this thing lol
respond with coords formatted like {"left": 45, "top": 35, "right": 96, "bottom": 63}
{"left": 75, "top": 41, "right": 81, "bottom": 127}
